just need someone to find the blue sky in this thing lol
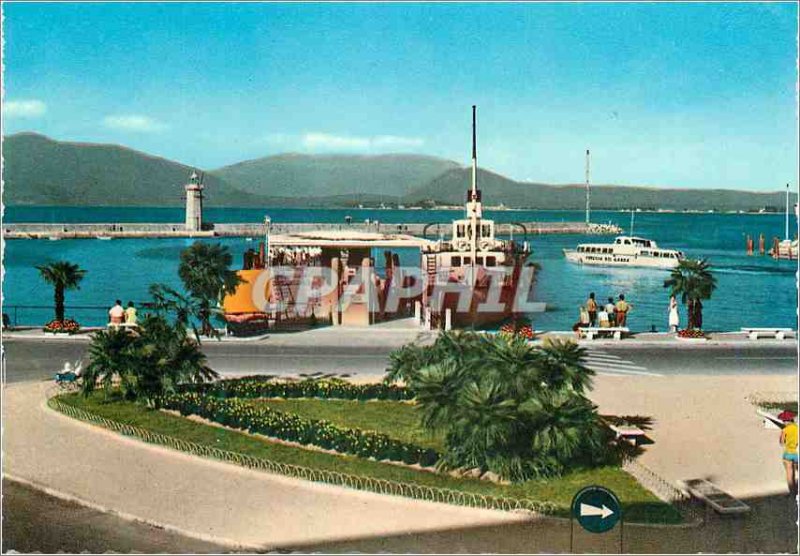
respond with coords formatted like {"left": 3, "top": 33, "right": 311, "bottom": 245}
{"left": 2, "top": 2, "right": 797, "bottom": 190}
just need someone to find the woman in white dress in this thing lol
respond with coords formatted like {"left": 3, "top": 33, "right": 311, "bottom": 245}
{"left": 668, "top": 295, "right": 680, "bottom": 333}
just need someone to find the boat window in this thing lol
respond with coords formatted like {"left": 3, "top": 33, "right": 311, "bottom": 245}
{"left": 451, "top": 256, "right": 461, "bottom": 267}
{"left": 463, "top": 256, "right": 472, "bottom": 265}
{"left": 481, "top": 224, "right": 492, "bottom": 238}
{"left": 476, "top": 257, "right": 484, "bottom": 265}
{"left": 486, "top": 256, "right": 496, "bottom": 267}
{"left": 641, "top": 250, "right": 649, "bottom": 256}
{"left": 456, "top": 225, "right": 465, "bottom": 238}
{"left": 624, "top": 239, "right": 631, "bottom": 245}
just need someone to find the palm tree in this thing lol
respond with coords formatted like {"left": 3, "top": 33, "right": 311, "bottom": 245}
{"left": 36, "top": 261, "right": 86, "bottom": 322}
{"left": 178, "top": 243, "right": 242, "bottom": 337}
{"left": 82, "top": 327, "right": 137, "bottom": 400}
{"left": 663, "top": 258, "right": 717, "bottom": 330}
{"left": 82, "top": 314, "right": 218, "bottom": 407}
{"left": 397, "top": 332, "right": 611, "bottom": 482}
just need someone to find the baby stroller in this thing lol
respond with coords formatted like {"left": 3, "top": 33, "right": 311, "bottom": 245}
{"left": 55, "top": 360, "right": 82, "bottom": 391}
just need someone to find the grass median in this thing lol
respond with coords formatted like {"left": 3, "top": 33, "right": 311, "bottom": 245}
{"left": 55, "top": 392, "right": 682, "bottom": 524}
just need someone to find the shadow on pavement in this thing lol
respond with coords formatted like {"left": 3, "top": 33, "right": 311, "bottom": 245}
{"left": 276, "top": 492, "right": 798, "bottom": 554}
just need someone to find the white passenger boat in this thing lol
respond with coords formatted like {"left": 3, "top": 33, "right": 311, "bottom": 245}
{"left": 563, "top": 236, "right": 684, "bottom": 269}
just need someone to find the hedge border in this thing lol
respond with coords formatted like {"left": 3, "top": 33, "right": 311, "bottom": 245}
{"left": 48, "top": 396, "right": 557, "bottom": 516}
{"left": 161, "top": 393, "right": 439, "bottom": 467}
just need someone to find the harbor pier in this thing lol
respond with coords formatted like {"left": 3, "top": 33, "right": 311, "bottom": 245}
{"left": 2, "top": 220, "right": 620, "bottom": 240}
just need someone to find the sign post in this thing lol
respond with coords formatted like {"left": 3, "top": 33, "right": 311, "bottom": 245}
{"left": 570, "top": 485, "right": 623, "bottom": 552}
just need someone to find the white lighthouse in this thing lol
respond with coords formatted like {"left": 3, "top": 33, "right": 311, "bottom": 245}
{"left": 184, "top": 171, "right": 204, "bottom": 232}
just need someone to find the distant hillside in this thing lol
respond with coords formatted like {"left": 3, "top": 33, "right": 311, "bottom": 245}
{"left": 2, "top": 133, "right": 266, "bottom": 207}
{"left": 211, "top": 153, "right": 460, "bottom": 199}
{"left": 405, "top": 167, "right": 798, "bottom": 211}
{"left": 2, "top": 133, "right": 794, "bottom": 211}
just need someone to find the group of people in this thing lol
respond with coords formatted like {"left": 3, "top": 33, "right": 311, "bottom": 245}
{"left": 108, "top": 299, "right": 137, "bottom": 326}
{"left": 573, "top": 292, "right": 631, "bottom": 335}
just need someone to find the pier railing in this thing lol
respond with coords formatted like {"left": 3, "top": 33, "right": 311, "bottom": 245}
{"left": 3, "top": 304, "right": 150, "bottom": 328}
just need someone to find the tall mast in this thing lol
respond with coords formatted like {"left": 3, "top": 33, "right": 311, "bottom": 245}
{"left": 470, "top": 105, "right": 479, "bottom": 265}
{"left": 785, "top": 183, "right": 790, "bottom": 241}
{"left": 585, "top": 149, "right": 591, "bottom": 225}
{"left": 471, "top": 105, "right": 478, "bottom": 198}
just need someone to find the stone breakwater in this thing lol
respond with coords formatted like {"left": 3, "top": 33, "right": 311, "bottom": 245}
{"left": 3, "top": 221, "right": 620, "bottom": 240}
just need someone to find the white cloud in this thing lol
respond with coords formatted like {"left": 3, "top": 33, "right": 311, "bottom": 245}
{"left": 373, "top": 135, "right": 425, "bottom": 148}
{"left": 102, "top": 115, "right": 168, "bottom": 133}
{"left": 3, "top": 99, "right": 47, "bottom": 118}
{"left": 301, "top": 132, "right": 424, "bottom": 151}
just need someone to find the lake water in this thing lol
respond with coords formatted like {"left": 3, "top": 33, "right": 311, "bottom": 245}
{"left": 3, "top": 206, "right": 798, "bottom": 332}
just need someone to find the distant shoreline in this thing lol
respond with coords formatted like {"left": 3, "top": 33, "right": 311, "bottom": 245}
{"left": 4, "top": 204, "right": 794, "bottom": 216}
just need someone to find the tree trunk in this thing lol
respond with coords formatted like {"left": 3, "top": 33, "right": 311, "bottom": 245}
{"left": 55, "top": 285, "right": 65, "bottom": 322}
{"left": 687, "top": 298, "right": 696, "bottom": 330}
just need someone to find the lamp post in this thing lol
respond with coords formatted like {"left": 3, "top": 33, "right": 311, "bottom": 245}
{"left": 264, "top": 215, "right": 272, "bottom": 267}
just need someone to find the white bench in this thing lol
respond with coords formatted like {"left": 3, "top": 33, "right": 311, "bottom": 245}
{"left": 741, "top": 327, "right": 794, "bottom": 340}
{"left": 107, "top": 322, "right": 139, "bottom": 331}
{"left": 678, "top": 478, "right": 750, "bottom": 515}
{"left": 608, "top": 423, "right": 646, "bottom": 445}
{"left": 579, "top": 327, "right": 629, "bottom": 341}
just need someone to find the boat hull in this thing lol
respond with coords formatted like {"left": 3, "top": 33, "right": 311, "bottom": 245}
{"left": 563, "top": 249, "right": 680, "bottom": 269}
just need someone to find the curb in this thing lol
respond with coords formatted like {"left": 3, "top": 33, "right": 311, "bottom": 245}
{"left": 2, "top": 473, "right": 259, "bottom": 551}
{"left": 46, "top": 396, "right": 556, "bottom": 517}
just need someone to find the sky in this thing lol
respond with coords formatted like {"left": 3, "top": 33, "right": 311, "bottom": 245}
{"left": 2, "top": 2, "right": 798, "bottom": 191}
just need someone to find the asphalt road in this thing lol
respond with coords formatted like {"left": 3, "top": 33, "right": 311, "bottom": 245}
{"left": 1, "top": 478, "right": 226, "bottom": 554}
{"left": 3, "top": 337, "right": 796, "bottom": 383}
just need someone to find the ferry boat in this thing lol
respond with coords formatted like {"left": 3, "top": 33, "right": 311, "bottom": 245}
{"left": 421, "top": 106, "right": 532, "bottom": 328}
{"left": 563, "top": 236, "right": 684, "bottom": 269}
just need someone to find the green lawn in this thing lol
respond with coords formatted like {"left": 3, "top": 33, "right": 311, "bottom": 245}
{"left": 56, "top": 392, "right": 682, "bottom": 524}
{"left": 259, "top": 398, "right": 443, "bottom": 450}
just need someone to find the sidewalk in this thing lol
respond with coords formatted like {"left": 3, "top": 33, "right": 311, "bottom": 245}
{"left": 5, "top": 325, "right": 796, "bottom": 348}
{"left": 2, "top": 382, "right": 524, "bottom": 550}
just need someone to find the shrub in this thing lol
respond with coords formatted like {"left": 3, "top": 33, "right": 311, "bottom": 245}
{"left": 388, "top": 332, "right": 617, "bottom": 482}
{"left": 183, "top": 376, "right": 413, "bottom": 401}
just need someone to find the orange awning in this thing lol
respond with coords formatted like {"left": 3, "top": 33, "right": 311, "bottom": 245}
{"left": 222, "top": 269, "right": 271, "bottom": 314}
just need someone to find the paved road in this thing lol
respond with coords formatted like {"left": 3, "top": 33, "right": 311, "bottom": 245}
{"left": 4, "top": 337, "right": 797, "bottom": 383}
{"left": 2, "top": 478, "right": 225, "bottom": 554}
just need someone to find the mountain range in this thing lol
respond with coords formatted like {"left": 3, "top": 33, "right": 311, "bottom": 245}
{"left": 2, "top": 132, "right": 795, "bottom": 212}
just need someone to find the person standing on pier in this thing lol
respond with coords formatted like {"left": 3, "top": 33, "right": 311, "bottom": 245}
{"left": 615, "top": 294, "right": 630, "bottom": 327}
{"left": 605, "top": 297, "right": 616, "bottom": 327}
{"left": 586, "top": 292, "right": 598, "bottom": 327}
{"left": 668, "top": 295, "right": 680, "bottom": 333}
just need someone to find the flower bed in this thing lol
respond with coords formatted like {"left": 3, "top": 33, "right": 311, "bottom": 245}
{"left": 43, "top": 318, "right": 80, "bottom": 334}
{"left": 183, "top": 376, "right": 413, "bottom": 401}
{"left": 161, "top": 392, "right": 438, "bottom": 467}
{"left": 676, "top": 328, "right": 706, "bottom": 339}
{"left": 499, "top": 319, "right": 535, "bottom": 340}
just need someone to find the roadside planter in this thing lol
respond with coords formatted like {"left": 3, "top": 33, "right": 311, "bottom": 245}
{"left": 675, "top": 329, "right": 708, "bottom": 342}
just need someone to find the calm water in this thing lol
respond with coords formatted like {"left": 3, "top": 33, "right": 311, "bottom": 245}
{"left": 3, "top": 206, "right": 798, "bottom": 331}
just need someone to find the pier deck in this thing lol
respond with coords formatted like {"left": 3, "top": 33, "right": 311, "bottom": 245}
{"left": 3, "top": 221, "right": 620, "bottom": 240}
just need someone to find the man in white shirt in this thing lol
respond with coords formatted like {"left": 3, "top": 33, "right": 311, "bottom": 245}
{"left": 109, "top": 299, "right": 125, "bottom": 325}
{"left": 605, "top": 297, "right": 616, "bottom": 326}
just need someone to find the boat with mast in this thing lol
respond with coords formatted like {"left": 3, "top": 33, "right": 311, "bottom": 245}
{"left": 769, "top": 183, "right": 798, "bottom": 260}
{"left": 420, "top": 106, "right": 533, "bottom": 328}
{"left": 563, "top": 209, "right": 685, "bottom": 269}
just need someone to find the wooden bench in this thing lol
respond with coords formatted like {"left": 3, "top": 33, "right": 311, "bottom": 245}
{"left": 678, "top": 478, "right": 750, "bottom": 515}
{"left": 608, "top": 423, "right": 646, "bottom": 445}
{"left": 741, "top": 327, "right": 794, "bottom": 340}
{"left": 579, "top": 327, "right": 630, "bottom": 341}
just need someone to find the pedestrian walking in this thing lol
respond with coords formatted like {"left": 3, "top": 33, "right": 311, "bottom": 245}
{"left": 586, "top": 292, "right": 598, "bottom": 327}
{"left": 615, "top": 294, "right": 630, "bottom": 327}
{"left": 668, "top": 295, "right": 680, "bottom": 333}
{"left": 780, "top": 414, "right": 798, "bottom": 495}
